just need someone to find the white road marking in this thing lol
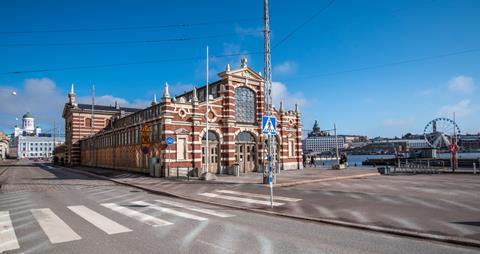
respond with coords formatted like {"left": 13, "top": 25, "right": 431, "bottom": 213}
{"left": 215, "top": 190, "right": 301, "bottom": 202}
{"left": 439, "top": 198, "right": 480, "bottom": 212}
{"left": 346, "top": 193, "right": 363, "bottom": 200}
{"left": 67, "top": 205, "right": 132, "bottom": 235}
{"left": 389, "top": 217, "right": 423, "bottom": 231}
{"left": 132, "top": 201, "right": 208, "bottom": 221}
{"left": 101, "top": 203, "right": 172, "bottom": 227}
{"left": 401, "top": 196, "right": 442, "bottom": 209}
{"left": 346, "top": 210, "right": 370, "bottom": 223}
{"left": 155, "top": 199, "right": 235, "bottom": 218}
{"left": 315, "top": 206, "right": 336, "bottom": 218}
{"left": 196, "top": 239, "right": 233, "bottom": 253}
{"left": 30, "top": 208, "right": 82, "bottom": 244}
{"left": 441, "top": 221, "right": 476, "bottom": 235}
{"left": 375, "top": 196, "right": 403, "bottom": 205}
{"left": 0, "top": 211, "right": 20, "bottom": 252}
{"left": 200, "top": 193, "right": 285, "bottom": 206}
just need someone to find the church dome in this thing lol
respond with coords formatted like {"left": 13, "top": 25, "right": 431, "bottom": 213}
{"left": 23, "top": 112, "right": 33, "bottom": 118}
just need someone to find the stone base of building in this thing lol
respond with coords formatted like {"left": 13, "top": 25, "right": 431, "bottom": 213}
{"left": 282, "top": 162, "right": 303, "bottom": 170}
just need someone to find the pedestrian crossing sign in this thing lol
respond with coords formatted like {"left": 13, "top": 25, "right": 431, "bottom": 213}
{"left": 262, "top": 116, "right": 277, "bottom": 135}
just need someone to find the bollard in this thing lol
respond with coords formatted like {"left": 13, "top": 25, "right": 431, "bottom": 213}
{"left": 187, "top": 167, "right": 190, "bottom": 181}
{"left": 474, "top": 163, "right": 477, "bottom": 175}
{"left": 177, "top": 167, "right": 179, "bottom": 179}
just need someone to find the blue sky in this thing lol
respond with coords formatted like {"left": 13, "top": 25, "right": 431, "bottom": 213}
{"left": 0, "top": 0, "right": 479, "bottom": 137}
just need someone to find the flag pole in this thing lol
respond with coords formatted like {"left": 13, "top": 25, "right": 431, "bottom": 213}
{"left": 91, "top": 83, "right": 95, "bottom": 136}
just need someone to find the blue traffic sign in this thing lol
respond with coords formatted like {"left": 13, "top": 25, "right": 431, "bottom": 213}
{"left": 262, "top": 116, "right": 277, "bottom": 135}
{"left": 165, "top": 136, "right": 175, "bottom": 145}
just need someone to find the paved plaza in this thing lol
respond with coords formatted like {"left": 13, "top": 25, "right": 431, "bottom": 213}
{"left": 3, "top": 161, "right": 479, "bottom": 253}
{"left": 49, "top": 163, "right": 480, "bottom": 246}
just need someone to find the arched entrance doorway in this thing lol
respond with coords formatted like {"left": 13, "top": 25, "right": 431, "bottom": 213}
{"left": 235, "top": 131, "right": 256, "bottom": 173}
{"left": 202, "top": 130, "right": 220, "bottom": 173}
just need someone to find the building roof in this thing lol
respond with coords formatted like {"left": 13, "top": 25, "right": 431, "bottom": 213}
{"left": 76, "top": 103, "right": 141, "bottom": 113}
{"left": 23, "top": 112, "right": 33, "bottom": 118}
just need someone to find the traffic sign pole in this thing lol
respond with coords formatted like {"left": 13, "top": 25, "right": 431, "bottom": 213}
{"left": 262, "top": 116, "right": 277, "bottom": 208}
{"left": 165, "top": 137, "right": 175, "bottom": 177}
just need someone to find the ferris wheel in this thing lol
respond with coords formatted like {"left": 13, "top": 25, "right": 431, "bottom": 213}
{"left": 423, "top": 118, "right": 461, "bottom": 149}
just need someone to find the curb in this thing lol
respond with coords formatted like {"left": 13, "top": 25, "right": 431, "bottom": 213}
{"left": 274, "top": 172, "right": 381, "bottom": 187}
{"left": 56, "top": 165, "right": 480, "bottom": 249}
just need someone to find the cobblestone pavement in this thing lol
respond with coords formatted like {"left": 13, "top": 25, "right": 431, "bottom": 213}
{"left": 2, "top": 161, "right": 477, "bottom": 253}
{"left": 0, "top": 162, "right": 116, "bottom": 193}
{"left": 62, "top": 164, "right": 480, "bottom": 244}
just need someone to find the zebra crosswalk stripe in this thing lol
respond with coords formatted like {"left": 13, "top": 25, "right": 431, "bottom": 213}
{"left": 132, "top": 201, "right": 208, "bottom": 221}
{"left": 30, "top": 208, "right": 82, "bottom": 244}
{"left": 200, "top": 193, "right": 285, "bottom": 206}
{"left": 155, "top": 199, "right": 235, "bottom": 218}
{"left": 0, "top": 211, "right": 20, "bottom": 252}
{"left": 101, "top": 203, "right": 173, "bottom": 227}
{"left": 67, "top": 205, "right": 132, "bottom": 235}
{"left": 215, "top": 190, "right": 302, "bottom": 202}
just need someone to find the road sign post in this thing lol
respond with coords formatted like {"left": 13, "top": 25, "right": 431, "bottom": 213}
{"left": 262, "top": 115, "right": 277, "bottom": 208}
{"left": 165, "top": 137, "right": 175, "bottom": 177}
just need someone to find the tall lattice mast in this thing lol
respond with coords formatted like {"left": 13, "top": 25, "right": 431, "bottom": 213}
{"left": 264, "top": 0, "right": 275, "bottom": 201}
{"left": 264, "top": 0, "right": 272, "bottom": 112}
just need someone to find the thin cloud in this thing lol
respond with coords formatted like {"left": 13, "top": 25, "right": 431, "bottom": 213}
{"left": 437, "top": 99, "right": 475, "bottom": 117}
{"left": 273, "top": 61, "right": 298, "bottom": 75}
{"left": 77, "top": 95, "right": 150, "bottom": 109}
{"left": 271, "top": 81, "right": 307, "bottom": 111}
{"left": 383, "top": 117, "right": 415, "bottom": 127}
{"left": 0, "top": 78, "right": 65, "bottom": 131}
{"left": 234, "top": 25, "right": 263, "bottom": 38}
{"left": 447, "top": 75, "right": 475, "bottom": 94}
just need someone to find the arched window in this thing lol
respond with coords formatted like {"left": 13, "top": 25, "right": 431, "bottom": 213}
{"left": 235, "top": 87, "right": 256, "bottom": 123}
{"left": 84, "top": 118, "right": 91, "bottom": 127}
{"left": 202, "top": 130, "right": 219, "bottom": 141}
{"left": 105, "top": 119, "right": 111, "bottom": 127}
{"left": 236, "top": 131, "right": 255, "bottom": 142}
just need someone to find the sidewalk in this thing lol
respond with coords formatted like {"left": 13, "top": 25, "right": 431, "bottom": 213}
{"left": 55, "top": 164, "right": 480, "bottom": 247}
{"left": 214, "top": 167, "right": 379, "bottom": 186}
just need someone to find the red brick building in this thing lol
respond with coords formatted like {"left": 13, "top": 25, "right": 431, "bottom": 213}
{"left": 58, "top": 84, "right": 141, "bottom": 165}
{"left": 65, "top": 60, "right": 303, "bottom": 175}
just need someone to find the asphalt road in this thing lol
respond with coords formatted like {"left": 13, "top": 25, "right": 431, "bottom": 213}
{"left": 0, "top": 161, "right": 478, "bottom": 254}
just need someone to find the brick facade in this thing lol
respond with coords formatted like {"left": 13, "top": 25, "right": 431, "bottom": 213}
{"left": 68, "top": 63, "right": 303, "bottom": 175}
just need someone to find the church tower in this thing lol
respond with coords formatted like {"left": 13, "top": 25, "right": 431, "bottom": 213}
{"left": 22, "top": 112, "right": 35, "bottom": 134}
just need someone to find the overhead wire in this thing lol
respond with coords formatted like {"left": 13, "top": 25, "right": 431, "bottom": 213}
{"left": 0, "top": 33, "right": 248, "bottom": 47}
{"left": 272, "top": 0, "right": 336, "bottom": 49}
{"left": 282, "top": 47, "right": 480, "bottom": 81}
{"left": 0, "top": 18, "right": 254, "bottom": 35}
{"left": 0, "top": 51, "right": 264, "bottom": 75}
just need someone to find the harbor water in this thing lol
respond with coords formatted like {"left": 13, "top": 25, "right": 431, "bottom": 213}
{"left": 313, "top": 153, "right": 480, "bottom": 167}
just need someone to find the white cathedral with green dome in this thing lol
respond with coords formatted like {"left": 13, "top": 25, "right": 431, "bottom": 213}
{"left": 13, "top": 112, "right": 42, "bottom": 137}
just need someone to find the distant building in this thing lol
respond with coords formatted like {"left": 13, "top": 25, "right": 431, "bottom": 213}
{"left": 303, "top": 121, "right": 367, "bottom": 154}
{"left": 303, "top": 121, "right": 344, "bottom": 154}
{"left": 368, "top": 138, "right": 430, "bottom": 153}
{"left": 305, "top": 135, "right": 345, "bottom": 153}
{"left": 9, "top": 112, "right": 64, "bottom": 159}
{"left": 13, "top": 112, "right": 42, "bottom": 137}
{"left": 0, "top": 131, "right": 9, "bottom": 160}
{"left": 15, "top": 136, "right": 64, "bottom": 159}
{"left": 459, "top": 134, "right": 480, "bottom": 151}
